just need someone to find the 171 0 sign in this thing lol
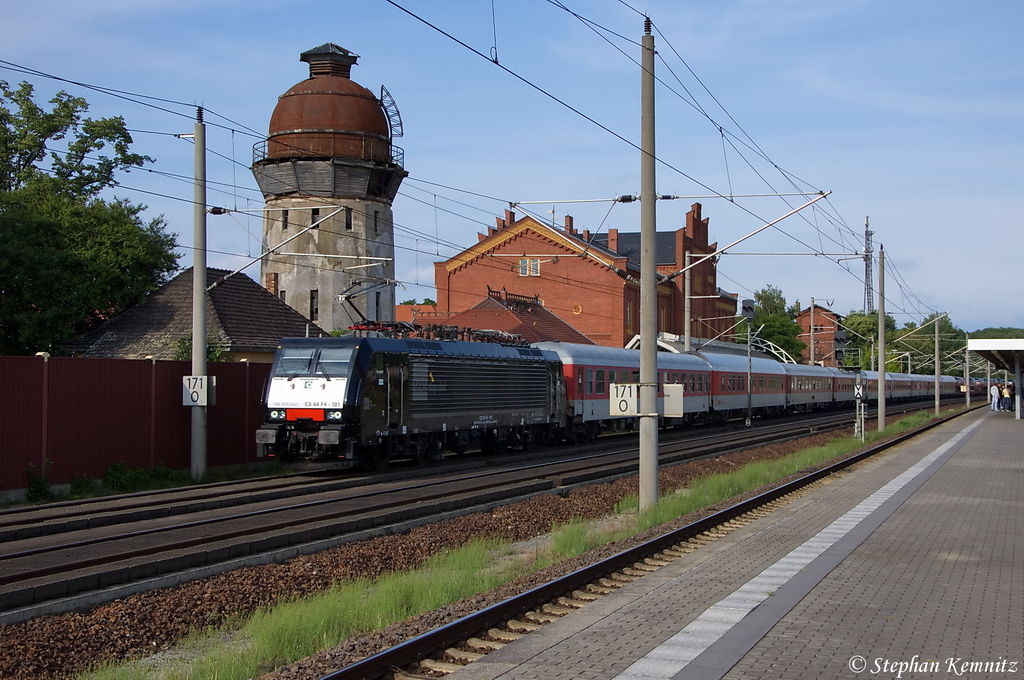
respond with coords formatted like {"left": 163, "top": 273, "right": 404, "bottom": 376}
{"left": 609, "top": 383, "right": 684, "bottom": 417}
{"left": 182, "top": 375, "right": 216, "bottom": 406}
{"left": 610, "top": 382, "right": 640, "bottom": 416}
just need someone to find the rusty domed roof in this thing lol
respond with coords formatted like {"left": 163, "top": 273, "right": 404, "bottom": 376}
{"left": 264, "top": 44, "right": 390, "bottom": 163}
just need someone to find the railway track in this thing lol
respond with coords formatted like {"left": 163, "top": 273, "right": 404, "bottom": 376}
{"left": 0, "top": 401, "right": 954, "bottom": 625}
{"left": 321, "top": 404, "right": 981, "bottom": 680}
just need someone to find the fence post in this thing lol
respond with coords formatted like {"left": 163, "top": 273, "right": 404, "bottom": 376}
{"left": 35, "top": 352, "right": 50, "bottom": 472}
{"left": 148, "top": 356, "right": 157, "bottom": 467}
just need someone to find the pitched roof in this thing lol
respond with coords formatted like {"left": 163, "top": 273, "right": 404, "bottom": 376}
{"left": 446, "top": 291, "right": 595, "bottom": 345}
{"left": 65, "top": 268, "right": 325, "bottom": 359}
{"left": 443, "top": 215, "right": 627, "bottom": 279}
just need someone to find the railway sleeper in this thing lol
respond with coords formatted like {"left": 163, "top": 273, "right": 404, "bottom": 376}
{"left": 506, "top": 618, "right": 542, "bottom": 633}
{"left": 445, "top": 647, "right": 486, "bottom": 664}
{"left": 418, "top": 657, "right": 465, "bottom": 674}
{"left": 488, "top": 628, "right": 524, "bottom": 642}
{"left": 466, "top": 637, "right": 506, "bottom": 652}
{"left": 524, "top": 609, "right": 561, "bottom": 624}
{"left": 541, "top": 602, "right": 577, "bottom": 616}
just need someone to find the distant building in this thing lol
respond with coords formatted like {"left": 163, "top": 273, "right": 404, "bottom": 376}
{"left": 794, "top": 303, "right": 842, "bottom": 367}
{"left": 64, "top": 268, "right": 325, "bottom": 362}
{"left": 433, "top": 203, "right": 737, "bottom": 347}
{"left": 445, "top": 288, "right": 595, "bottom": 344}
{"left": 252, "top": 43, "right": 407, "bottom": 333}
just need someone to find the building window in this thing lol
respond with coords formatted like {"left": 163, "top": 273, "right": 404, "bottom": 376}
{"left": 309, "top": 289, "right": 319, "bottom": 321}
{"left": 279, "top": 290, "right": 286, "bottom": 304}
{"left": 311, "top": 208, "right": 320, "bottom": 224}
{"left": 345, "top": 207, "right": 353, "bottom": 231}
{"left": 375, "top": 291, "right": 381, "bottom": 320}
{"left": 519, "top": 258, "right": 540, "bottom": 276}
{"left": 625, "top": 299, "right": 633, "bottom": 335}
{"left": 281, "top": 209, "right": 289, "bottom": 231}
{"left": 373, "top": 210, "right": 379, "bottom": 235}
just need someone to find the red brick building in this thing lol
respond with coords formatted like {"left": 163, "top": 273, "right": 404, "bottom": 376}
{"left": 433, "top": 203, "right": 737, "bottom": 348}
{"left": 795, "top": 303, "right": 842, "bottom": 366}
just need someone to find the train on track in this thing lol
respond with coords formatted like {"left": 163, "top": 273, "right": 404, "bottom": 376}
{"left": 255, "top": 335, "right": 965, "bottom": 471}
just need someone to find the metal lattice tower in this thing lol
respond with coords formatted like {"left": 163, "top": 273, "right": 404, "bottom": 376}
{"left": 863, "top": 217, "right": 874, "bottom": 313}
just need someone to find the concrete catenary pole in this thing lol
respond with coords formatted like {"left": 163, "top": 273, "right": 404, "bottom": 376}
{"left": 809, "top": 297, "right": 816, "bottom": 365}
{"left": 965, "top": 333, "right": 971, "bottom": 407}
{"left": 639, "top": 18, "right": 659, "bottom": 512}
{"left": 877, "top": 245, "right": 886, "bottom": 432}
{"left": 934, "top": 315, "right": 941, "bottom": 415}
{"left": 191, "top": 107, "right": 208, "bottom": 481}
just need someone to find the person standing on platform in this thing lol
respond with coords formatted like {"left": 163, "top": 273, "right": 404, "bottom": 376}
{"left": 991, "top": 382, "right": 1001, "bottom": 410}
{"left": 1001, "top": 383, "right": 1011, "bottom": 411}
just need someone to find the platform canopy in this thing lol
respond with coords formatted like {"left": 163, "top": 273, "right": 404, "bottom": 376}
{"left": 968, "top": 338, "right": 1024, "bottom": 373}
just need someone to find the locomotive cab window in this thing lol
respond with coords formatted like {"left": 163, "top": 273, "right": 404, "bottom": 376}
{"left": 276, "top": 347, "right": 316, "bottom": 375}
{"left": 317, "top": 347, "right": 355, "bottom": 378}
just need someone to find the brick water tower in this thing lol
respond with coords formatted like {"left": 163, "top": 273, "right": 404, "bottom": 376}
{"left": 252, "top": 43, "right": 407, "bottom": 331}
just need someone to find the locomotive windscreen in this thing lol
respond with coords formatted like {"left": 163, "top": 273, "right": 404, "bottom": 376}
{"left": 273, "top": 346, "right": 355, "bottom": 379}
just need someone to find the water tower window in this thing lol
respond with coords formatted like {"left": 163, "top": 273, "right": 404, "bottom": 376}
{"left": 309, "top": 290, "right": 319, "bottom": 321}
{"left": 281, "top": 209, "right": 289, "bottom": 231}
{"left": 311, "top": 208, "right": 320, "bottom": 224}
{"left": 373, "top": 210, "right": 379, "bottom": 235}
{"left": 345, "top": 207, "right": 353, "bottom": 231}
{"left": 279, "top": 290, "right": 286, "bottom": 304}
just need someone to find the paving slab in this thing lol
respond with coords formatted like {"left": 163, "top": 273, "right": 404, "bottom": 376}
{"left": 446, "top": 409, "right": 1021, "bottom": 680}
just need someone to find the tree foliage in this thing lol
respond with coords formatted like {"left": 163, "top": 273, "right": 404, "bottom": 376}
{"left": 739, "top": 284, "right": 805, "bottom": 362}
{"left": 0, "top": 80, "right": 179, "bottom": 355}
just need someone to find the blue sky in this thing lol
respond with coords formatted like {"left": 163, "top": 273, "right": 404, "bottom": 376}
{"left": 4, "top": 0, "right": 1022, "bottom": 333}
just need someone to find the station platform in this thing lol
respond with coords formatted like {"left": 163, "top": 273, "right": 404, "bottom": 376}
{"left": 447, "top": 408, "right": 1022, "bottom": 680}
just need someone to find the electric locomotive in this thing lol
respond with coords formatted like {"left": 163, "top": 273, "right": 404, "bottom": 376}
{"left": 256, "top": 336, "right": 566, "bottom": 470}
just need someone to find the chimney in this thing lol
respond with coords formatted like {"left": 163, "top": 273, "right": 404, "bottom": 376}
{"left": 301, "top": 44, "right": 358, "bottom": 78}
{"left": 564, "top": 214, "right": 575, "bottom": 235}
{"left": 582, "top": 229, "right": 591, "bottom": 241}
{"left": 495, "top": 215, "right": 506, "bottom": 231}
{"left": 607, "top": 228, "right": 619, "bottom": 253}
{"left": 504, "top": 208, "right": 516, "bottom": 226}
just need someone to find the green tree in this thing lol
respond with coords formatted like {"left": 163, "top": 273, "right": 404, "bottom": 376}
{"left": 0, "top": 80, "right": 179, "bottom": 355}
{"left": 841, "top": 311, "right": 899, "bottom": 369}
{"left": 740, "top": 285, "right": 805, "bottom": 361}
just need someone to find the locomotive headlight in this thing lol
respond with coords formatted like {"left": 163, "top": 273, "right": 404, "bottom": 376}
{"left": 269, "top": 409, "right": 285, "bottom": 421}
{"left": 327, "top": 410, "right": 343, "bottom": 420}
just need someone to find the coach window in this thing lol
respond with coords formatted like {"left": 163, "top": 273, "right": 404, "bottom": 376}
{"left": 632, "top": 370, "right": 640, "bottom": 384}
{"left": 586, "top": 368, "right": 594, "bottom": 395}
{"left": 577, "top": 369, "right": 584, "bottom": 396}
{"left": 738, "top": 375, "right": 745, "bottom": 391}
{"left": 595, "top": 369, "right": 605, "bottom": 394}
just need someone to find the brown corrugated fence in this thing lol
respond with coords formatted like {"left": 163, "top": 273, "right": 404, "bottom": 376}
{"left": 0, "top": 356, "right": 272, "bottom": 492}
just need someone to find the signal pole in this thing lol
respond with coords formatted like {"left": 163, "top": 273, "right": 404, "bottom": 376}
{"left": 638, "top": 17, "right": 659, "bottom": 512}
